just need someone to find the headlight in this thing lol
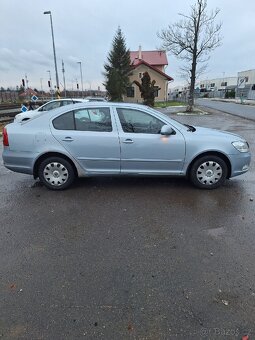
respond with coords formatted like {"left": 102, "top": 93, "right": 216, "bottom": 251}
{"left": 232, "top": 141, "right": 249, "bottom": 153}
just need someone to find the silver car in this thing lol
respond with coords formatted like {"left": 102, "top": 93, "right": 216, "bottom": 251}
{"left": 2, "top": 102, "right": 251, "bottom": 190}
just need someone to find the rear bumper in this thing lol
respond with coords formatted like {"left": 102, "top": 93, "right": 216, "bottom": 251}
{"left": 2, "top": 149, "right": 36, "bottom": 175}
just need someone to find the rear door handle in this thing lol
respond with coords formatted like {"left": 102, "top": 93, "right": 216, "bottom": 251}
{"left": 62, "top": 137, "right": 74, "bottom": 142}
{"left": 123, "top": 139, "right": 134, "bottom": 144}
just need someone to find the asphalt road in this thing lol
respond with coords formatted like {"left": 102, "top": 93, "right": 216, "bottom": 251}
{"left": 0, "top": 110, "right": 255, "bottom": 339}
{"left": 196, "top": 98, "right": 255, "bottom": 121}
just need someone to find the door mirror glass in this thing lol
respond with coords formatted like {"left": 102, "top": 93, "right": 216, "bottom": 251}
{"left": 160, "top": 125, "right": 175, "bottom": 135}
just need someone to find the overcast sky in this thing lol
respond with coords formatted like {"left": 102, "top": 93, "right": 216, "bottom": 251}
{"left": 1, "top": 0, "right": 255, "bottom": 91}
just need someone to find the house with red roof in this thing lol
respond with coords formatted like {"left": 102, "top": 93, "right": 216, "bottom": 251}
{"left": 123, "top": 46, "right": 173, "bottom": 103}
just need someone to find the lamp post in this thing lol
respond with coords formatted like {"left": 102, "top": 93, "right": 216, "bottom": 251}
{"left": 62, "top": 60, "right": 67, "bottom": 98}
{"left": 40, "top": 78, "right": 43, "bottom": 98}
{"left": 47, "top": 70, "right": 53, "bottom": 100}
{"left": 77, "top": 61, "right": 84, "bottom": 98}
{"left": 44, "top": 11, "right": 59, "bottom": 90}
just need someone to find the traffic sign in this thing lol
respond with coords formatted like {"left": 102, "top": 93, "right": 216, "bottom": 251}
{"left": 21, "top": 105, "right": 28, "bottom": 112}
{"left": 31, "top": 95, "right": 38, "bottom": 102}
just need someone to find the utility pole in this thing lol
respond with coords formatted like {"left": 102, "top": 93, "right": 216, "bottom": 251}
{"left": 77, "top": 61, "right": 84, "bottom": 98}
{"left": 25, "top": 74, "right": 29, "bottom": 101}
{"left": 62, "top": 60, "right": 67, "bottom": 98}
{"left": 44, "top": 11, "right": 59, "bottom": 89}
{"left": 47, "top": 70, "right": 53, "bottom": 100}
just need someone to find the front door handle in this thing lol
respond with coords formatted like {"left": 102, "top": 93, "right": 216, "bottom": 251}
{"left": 123, "top": 139, "right": 134, "bottom": 144}
{"left": 62, "top": 137, "right": 74, "bottom": 142}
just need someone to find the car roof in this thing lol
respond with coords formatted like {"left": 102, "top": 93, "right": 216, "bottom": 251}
{"left": 42, "top": 98, "right": 88, "bottom": 103}
{"left": 40, "top": 102, "right": 150, "bottom": 120}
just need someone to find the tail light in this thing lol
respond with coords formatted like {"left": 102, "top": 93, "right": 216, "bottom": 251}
{"left": 3, "top": 127, "right": 9, "bottom": 146}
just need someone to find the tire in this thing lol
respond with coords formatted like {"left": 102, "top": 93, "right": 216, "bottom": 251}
{"left": 38, "top": 157, "right": 75, "bottom": 190}
{"left": 190, "top": 155, "right": 227, "bottom": 189}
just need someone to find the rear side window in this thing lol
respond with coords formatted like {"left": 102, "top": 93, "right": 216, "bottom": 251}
{"left": 74, "top": 108, "right": 112, "bottom": 132}
{"left": 53, "top": 111, "right": 75, "bottom": 130}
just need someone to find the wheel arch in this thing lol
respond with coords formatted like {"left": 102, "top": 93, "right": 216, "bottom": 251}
{"left": 33, "top": 152, "right": 78, "bottom": 179}
{"left": 187, "top": 151, "right": 232, "bottom": 179}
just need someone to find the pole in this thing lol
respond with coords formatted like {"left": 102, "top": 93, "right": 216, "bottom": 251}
{"left": 47, "top": 70, "right": 53, "bottom": 100}
{"left": 44, "top": 11, "right": 59, "bottom": 89}
{"left": 40, "top": 78, "right": 43, "bottom": 99}
{"left": 77, "top": 61, "right": 84, "bottom": 98}
{"left": 62, "top": 60, "right": 66, "bottom": 98}
{"left": 25, "top": 74, "right": 29, "bottom": 102}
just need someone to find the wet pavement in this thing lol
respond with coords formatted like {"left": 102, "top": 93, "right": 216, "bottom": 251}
{"left": 0, "top": 109, "right": 255, "bottom": 339}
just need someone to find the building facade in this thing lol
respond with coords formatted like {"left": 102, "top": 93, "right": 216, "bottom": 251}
{"left": 169, "top": 69, "right": 255, "bottom": 101}
{"left": 123, "top": 47, "right": 173, "bottom": 103}
{"left": 236, "top": 69, "right": 255, "bottom": 100}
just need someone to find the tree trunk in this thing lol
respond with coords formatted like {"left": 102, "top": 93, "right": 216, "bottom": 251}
{"left": 186, "top": 59, "right": 197, "bottom": 112}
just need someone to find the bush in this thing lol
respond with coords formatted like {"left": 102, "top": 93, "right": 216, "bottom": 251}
{"left": 225, "top": 90, "right": 235, "bottom": 99}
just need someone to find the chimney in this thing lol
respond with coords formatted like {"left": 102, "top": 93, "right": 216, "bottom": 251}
{"left": 138, "top": 45, "right": 142, "bottom": 60}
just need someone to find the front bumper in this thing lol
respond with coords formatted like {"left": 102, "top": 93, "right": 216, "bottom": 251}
{"left": 228, "top": 152, "right": 251, "bottom": 178}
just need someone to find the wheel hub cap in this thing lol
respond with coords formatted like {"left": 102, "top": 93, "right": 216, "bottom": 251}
{"left": 43, "top": 162, "right": 69, "bottom": 186}
{"left": 53, "top": 170, "right": 60, "bottom": 178}
{"left": 196, "top": 161, "right": 223, "bottom": 185}
{"left": 205, "top": 169, "right": 213, "bottom": 177}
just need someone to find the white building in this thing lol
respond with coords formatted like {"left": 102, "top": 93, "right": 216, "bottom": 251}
{"left": 169, "top": 69, "right": 255, "bottom": 100}
{"left": 236, "top": 69, "right": 255, "bottom": 99}
{"left": 196, "top": 77, "right": 237, "bottom": 92}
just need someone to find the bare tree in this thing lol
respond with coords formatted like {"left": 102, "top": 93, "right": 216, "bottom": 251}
{"left": 158, "top": 0, "right": 222, "bottom": 111}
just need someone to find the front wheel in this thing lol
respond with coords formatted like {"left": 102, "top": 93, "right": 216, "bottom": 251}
{"left": 190, "top": 155, "right": 228, "bottom": 189}
{"left": 38, "top": 157, "right": 75, "bottom": 190}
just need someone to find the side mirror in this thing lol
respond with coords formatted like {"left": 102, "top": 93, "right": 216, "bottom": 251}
{"left": 160, "top": 125, "right": 175, "bottom": 136}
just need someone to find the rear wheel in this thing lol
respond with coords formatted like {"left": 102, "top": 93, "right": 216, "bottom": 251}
{"left": 190, "top": 155, "right": 227, "bottom": 189}
{"left": 38, "top": 157, "right": 75, "bottom": 190}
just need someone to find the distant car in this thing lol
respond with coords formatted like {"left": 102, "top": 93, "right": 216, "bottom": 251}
{"left": 84, "top": 96, "right": 107, "bottom": 102}
{"left": 3, "top": 102, "right": 251, "bottom": 190}
{"left": 14, "top": 98, "right": 89, "bottom": 122}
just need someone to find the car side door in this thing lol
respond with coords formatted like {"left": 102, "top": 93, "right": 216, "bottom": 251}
{"left": 114, "top": 107, "right": 186, "bottom": 174}
{"left": 50, "top": 106, "right": 121, "bottom": 174}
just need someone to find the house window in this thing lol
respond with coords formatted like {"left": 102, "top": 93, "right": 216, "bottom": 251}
{"left": 126, "top": 86, "right": 135, "bottom": 97}
{"left": 210, "top": 83, "right": 215, "bottom": 87}
{"left": 252, "top": 84, "right": 255, "bottom": 91}
{"left": 221, "top": 81, "right": 227, "bottom": 86}
{"left": 139, "top": 72, "right": 143, "bottom": 78}
{"left": 154, "top": 86, "right": 159, "bottom": 97}
{"left": 200, "top": 84, "right": 204, "bottom": 88}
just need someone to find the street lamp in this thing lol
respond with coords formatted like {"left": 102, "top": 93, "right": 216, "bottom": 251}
{"left": 44, "top": 10, "right": 59, "bottom": 90}
{"left": 77, "top": 61, "right": 84, "bottom": 98}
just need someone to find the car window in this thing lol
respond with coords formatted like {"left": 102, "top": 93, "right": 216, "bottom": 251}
{"left": 61, "top": 100, "right": 73, "bottom": 106}
{"left": 116, "top": 108, "right": 164, "bottom": 134}
{"left": 74, "top": 108, "right": 112, "bottom": 132}
{"left": 40, "top": 101, "right": 62, "bottom": 112}
{"left": 53, "top": 111, "right": 75, "bottom": 130}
